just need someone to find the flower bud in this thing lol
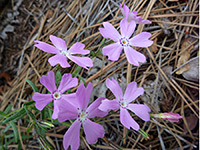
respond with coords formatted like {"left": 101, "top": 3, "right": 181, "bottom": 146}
{"left": 151, "top": 112, "right": 183, "bottom": 122}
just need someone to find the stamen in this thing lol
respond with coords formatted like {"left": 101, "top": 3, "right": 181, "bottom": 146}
{"left": 78, "top": 111, "right": 88, "bottom": 123}
{"left": 119, "top": 100, "right": 128, "bottom": 109}
{"left": 53, "top": 92, "right": 61, "bottom": 100}
{"left": 120, "top": 37, "right": 129, "bottom": 47}
{"left": 60, "top": 50, "right": 71, "bottom": 57}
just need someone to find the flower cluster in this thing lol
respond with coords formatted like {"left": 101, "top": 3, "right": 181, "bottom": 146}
{"left": 32, "top": 3, "right": 183, "bottom": 150}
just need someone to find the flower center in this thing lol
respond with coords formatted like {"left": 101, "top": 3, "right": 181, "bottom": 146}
{"left": 120, "top": 37, "right": 129, "bottom": 47}
{"left": 60, "top": 50, "right": 71, "bottom": 57}
{"left": 78, "top": 111, "right": 88, "bottom": 123}
{"left": 53, "top": 92, "right": 61, "bottom": 100}
{"left": 119, "top": 100, "right": 128, "bottom": 109}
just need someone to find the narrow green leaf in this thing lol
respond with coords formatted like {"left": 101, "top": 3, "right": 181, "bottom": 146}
{"left": 0, "top": 111, "right": 6, "bottom": 118}
{"left": 9, "top": 121, "right": 19, "bottom": 142}
{"left": 3, "top": 124, "right": 11, "bottom": 133}
{"left": 26, "top": 79, "right": 39, "bottom": 92}
{"left": 55, "top": 70, "right": 62, "bottom": 84}
{"left": 34, "top": 124, "right": 46, "bottom": 136}
{"left": 23, "top": 101, "right": 35, "bottom": 106}
{"left": 38, "top": 135, "right": 54, "bottom": 150}
{"left": 24, "top": 107, "right": 36, "bottom": 121}
{"left": 92, "top": 38, "right": 105, "bottom": 57}
{"left": 77, "top": 74, "right": 86, "bottom": 86}
{"left": 2, "top": 108, "right": 26, "bottom": 124}
{"left": 90, "top": 51, "right": 95, "bottom": 57}
{"left": 4, "top": 105, "right": 12, "bottom": 114}
{"left": 17, "top": 141, "right": 22, "bottom": 150}
{"left": 26, "top": 123, "right": 34, "bottom": 133}
{"left": 72, "top": 66, "right": 81, "bottom": 77}
{"left": 39, "top": 121, "right": 54, "bottom": 128}
{"left": 121, "top": 129, "right": 129, "bottom": 140}
{"left": 5, "top": 133, "right": 15, "bottom": 138}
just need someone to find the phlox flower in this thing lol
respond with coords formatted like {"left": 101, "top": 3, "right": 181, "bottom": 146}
{"left": 99, "top": 19, "right": 153, "bottom": 66}
{"left": 57, "top": 83, "right": 108, "bottom": 150}
{"left": 151, "top": 112, "right": 183, "bottom": 123}
{"left": 120, "top": 4, "right": 152, "bottom": 24}
{"left": 34, "top": 35, "right": 93, "bottom": 70}
{"left": 99, "top": 78, "right": 151, "bottom": 130}
{"left": 32, "top": 71, "right": 78, "bottom": 119}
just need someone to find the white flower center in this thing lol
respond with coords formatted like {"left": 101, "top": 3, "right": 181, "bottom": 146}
{"left": 53, "top": 92, "right": 61, "bottom": 100}
{"left": 60, "top": 50, "right": 71, "bottom": 57}
{"left": 78, "top": 111, "right": 88, "bottom": 123}
{"left": 119, "top": 100, "right": 128, "bottom": 109}
{"left": 120, "top": 37, "right": 129, "bottom": 47}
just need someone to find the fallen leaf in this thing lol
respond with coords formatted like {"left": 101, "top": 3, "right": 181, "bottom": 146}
{"left": 151, "top": 38, "right": 158, "bottom": 53}
{"left": 162, "top": 65, "right": 173, "bottom": 75}
{"left": 176, "top": 38, "right": 194, "bottom": 74}
{"left": 0, "top": 72, "right": 11, "bottom": 82}
{"left": 184, "top": 113, "right": 198, "bottom": 132}
{"left": 182, "top": 57, "right": 199, "bottom": 82}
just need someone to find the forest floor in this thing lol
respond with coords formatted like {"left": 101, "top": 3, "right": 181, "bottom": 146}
{"left": 0, "top": 0, "right": 199, "bottom": 149}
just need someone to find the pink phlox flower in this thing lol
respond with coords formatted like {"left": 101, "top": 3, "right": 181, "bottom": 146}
{"left": 152, "top": 112, "right": 183, "bottom": 123}
{"left": 57, "top": 83, "right": 108, "bottom": 150}
{"left": 32, "top": 71, "right": 78, "bottom": 119}
{"left": 99, "top": 18, "right": 153, "bottom": 66}
{"left": 98, "top": 78, "right": 151, "bottom": 131}
{"left": 120, "top": 4, "right": 152, "bottom": 24}
{"left": 34, "top": 35, "right": 93, "bottom": 70}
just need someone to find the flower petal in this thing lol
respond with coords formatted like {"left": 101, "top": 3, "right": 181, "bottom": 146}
{"left": 102, "top": 43, "right": 123, "bottom": 61}
{"left": 124, "top": 46, "right": 146, "bottom": 66}
{"left": 87, "top": 97, "right": 108, "bottom": 118}
{"left": 32, "top": 93, "right": 52, "bottom": 111}
{"left": 57, "top": 99, "right": 78, "bottom": 122}
{"left": 48, "top": 54, "right": 70, "bottom": 68}
{"left": 136, "top": 17, "right": 152, "bottom": 24}
{"left": 52, "top": 100, "right": 59, "bottom": 119}
{"left": 62, "top": 93, "right": 78, "bottom": 108}
{"left": 99, "top": 22, "right": 121, "bottom": 42}
{"left": 83, "top": 119, "right": 104, "bottom": 144}
{"left": 120, "top": 4, "right": 129, "bottom": 19}
{"left": 120, "top": 18, "right": 136, "bottom": 38}
{"left": 124, "top": 81, "right": 144, "bottom": 103}
{"left": 49, "top": 35, "right": 67, "bottom": 50}
{"left": 34, "top": 41, "right": 59, "bottom": 54}
{"left": 130, "top": 32, "right": 153, "bottom": 48}
{"left": 68, "top": 42, "right": 90, "bottom": 55}
{"left": 106, "top": 78, "right": 123, "bottom": 100}
{"left": 98, "top": 99, "right": 119, "bottom": 112}
{"left": 76, "top": 83, "right": 93, "bottom": 110}
{"left": 132, "top": 11, "right": 138, "bottom": 16}
{"left": 69, "top": 56, "right": 93, "bottom": 70}
{"left": 58, "top": 73, "right": 78, "bottom": 93}
{"left": 128, "top": 104, "right": 151, "bottom": 121}
{"left": 63, "top": 120, "right": 81, "bottom": 150}
{"left": 40, "top": 71, "right": 57, "bottom": 93}
{"left": 120, "top": 108, "right": 139, "bottom": 130}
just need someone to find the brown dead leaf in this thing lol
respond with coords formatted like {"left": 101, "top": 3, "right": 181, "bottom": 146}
{"left": 151, "top": 38, "right": 158, "bottom": 53}
{"left": 176, "top": 38, "right": 194, "bottom": 74}
{"left": 0, "top": 72, "right": 11, "bottom": 82}
{"left": 184, "top": 113, "right": 198, "bottom": 132}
